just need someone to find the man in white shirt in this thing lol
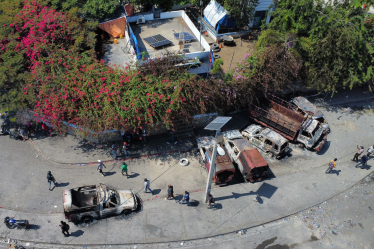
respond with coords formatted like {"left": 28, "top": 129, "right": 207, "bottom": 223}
{"left": 367, "top": 145, "right": 374, "bottom": 157}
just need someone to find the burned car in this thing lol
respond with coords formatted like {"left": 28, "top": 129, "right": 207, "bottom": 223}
{"left": 63, "top": 184, "right": 137, "bottom": 224}
{"left": 241, "top": 124, "right": 290, "bottom": 158}
{"left": 222, "top": 130, "right": 269, "bottom": 183}
{"left": 197, "top": 136, "right": 236, "bottom": 186}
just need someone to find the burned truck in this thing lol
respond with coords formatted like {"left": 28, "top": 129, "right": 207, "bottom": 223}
{"left": 222, "top": 130, "right": 269, "bottom": 183}
{"left": 241, "top": 124, "right": 290, "bottom": 158}
{"left": 197, "top": 136, "right": 236, "bottom": 186}
{"left": 248, "top": 95, "right": 329, "bottom": 151}
{"left": 63, "top": 184, "right": 137, "bottom": 224}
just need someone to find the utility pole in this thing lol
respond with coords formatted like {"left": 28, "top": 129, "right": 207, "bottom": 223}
{"left": 199, "top": 1, "right": 203, "bottom": 51}
{"left": 204, "top": 117, "right": 231, "bottom": 203}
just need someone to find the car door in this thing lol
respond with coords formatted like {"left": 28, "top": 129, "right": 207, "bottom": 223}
{"left": 101, "top": 199, "right": 119, "bottom": 217}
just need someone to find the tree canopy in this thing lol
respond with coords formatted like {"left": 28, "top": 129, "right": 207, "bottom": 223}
{"left": 261, "top": 0, "right": 374, "bottom": 93}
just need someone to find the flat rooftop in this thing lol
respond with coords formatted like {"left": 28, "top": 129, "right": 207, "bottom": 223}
{"left": 131, "top": 17, "right": 203, "bottom": 58}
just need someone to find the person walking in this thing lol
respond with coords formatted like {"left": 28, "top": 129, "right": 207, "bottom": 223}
{"left": 123, "top": 142, "right": 130, "bottom": 158}
{"left": 179, "top": 191, "right": 190, "bottom": 206}
{"left": 144, "top": 178, "right": 153, "bottom": 193}
{"left": 111, "top": 142, "right": 118, "bottom": 159}
{"left": 47, "top": 171, "right": 58, "bottom": 190}
{"left": 122, "top": 162, "right": 129, "bottom": 178}
{"left": 352, "top": 145, "right": 364, "bottom": 162}
{"left": 166, "top": 185, "right": 174, "bottom": 200}
{"left": 325, "top": 158, "right": 337, "bottom": 174}
{"left": 356, "top": 154, "right": 369, "bottom": 169}
{"left": 59, "top": 221, "right": 70, "bottom": 237}
{"left": 367, "top": 145, "right": 374, "bottom": 157}
{"left": 207, "top": 193, "right": 215, "bottom": 208}
{"left": 97, "top": 160, "right": 106, "bottom": 177}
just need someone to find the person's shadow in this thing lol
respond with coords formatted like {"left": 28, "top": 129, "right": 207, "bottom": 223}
{"left": 330, "top": 169, "right": 341, "bottom": 176}
{"left": 69, "top": 230, "right": 84, "bottom": 237}
{"left": 127, "top": 173, "right": 140, "bottom": 179}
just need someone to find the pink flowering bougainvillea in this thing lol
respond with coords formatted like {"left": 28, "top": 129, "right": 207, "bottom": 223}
{"left": 27, "top": 49, "right": 217, "bottom": 134}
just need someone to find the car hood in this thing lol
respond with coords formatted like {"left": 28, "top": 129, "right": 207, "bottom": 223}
{"left": 118, "top": 190, "right": 136, "bottom": 209}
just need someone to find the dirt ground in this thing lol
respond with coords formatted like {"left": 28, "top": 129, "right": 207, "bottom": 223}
{"left": 214, "top": 36, "right": 257, "bottom": 72}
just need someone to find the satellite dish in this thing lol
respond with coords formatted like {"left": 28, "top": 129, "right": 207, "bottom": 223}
{"left": 217, "top": 146, "right": 225, "bottom": 156}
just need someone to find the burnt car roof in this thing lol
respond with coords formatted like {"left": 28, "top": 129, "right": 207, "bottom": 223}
{"left": 261, "top": 128, "right": 288, "bottom": 145}
{"left": 233, "top": 138, "right": 253, "bottom": 151}
{"left": 223, "top": 130, "right": 244, "bottom": 140}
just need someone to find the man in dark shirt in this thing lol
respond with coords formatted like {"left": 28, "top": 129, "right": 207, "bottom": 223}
{"left": 166, "top": 185, "right": 174, "bottom": 200}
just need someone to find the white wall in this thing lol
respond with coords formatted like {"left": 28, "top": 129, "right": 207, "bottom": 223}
{"left": 182, "top": 11, "right": 211, "bottom": 51}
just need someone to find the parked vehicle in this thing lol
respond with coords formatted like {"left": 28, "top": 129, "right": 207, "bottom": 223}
{"left": 248, "top": 95, "right": 329, "bottom": 151}
{"left": 1, "top": 125, "right": 21, "bottom": 140}
{"left": 222, "top": 130, "right": 269, "bottom": 183}
{"left": 241, "top": 124, "right": 290, "bottom": 158}
{"left": 4, "top": 217, "right": 29, "bottom": 229}
{"left": 196, "top": 136, "right": 236, "bottom": 186}
{"left": 63, "top": 184, "right": 137, "bottom": 224}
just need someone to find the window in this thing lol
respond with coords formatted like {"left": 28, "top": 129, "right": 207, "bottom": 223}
{"left": 228, "top": 141, "right": 235, "bottom": 149}
{"left": 264, "top": 139, "right": 272, "bottom": 146}
{"left": 301, "top": 130, "right": 312, "bottom": 139}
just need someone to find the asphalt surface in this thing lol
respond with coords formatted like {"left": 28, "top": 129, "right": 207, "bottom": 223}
{"left": 0, "top": 89, "right": 374, "bottom": 248}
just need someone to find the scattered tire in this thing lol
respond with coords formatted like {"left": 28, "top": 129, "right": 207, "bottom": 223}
{"left": 211, "top": 43, "right": 219, "bottom": 48}
{"left": 213, "top": 54, "right": 220, "bottom": 59}
{"left": 212, "top": 48, "right": 221, "bottom": 52}
{"left": 180, "top": 158, "right": 189, "bottom": 166}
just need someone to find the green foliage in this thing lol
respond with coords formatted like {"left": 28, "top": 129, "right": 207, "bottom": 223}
{"left": 222, "top": 0, "right": 259, "bottom": 28}
{"left": 264, "top": 0, "right": 374, "bottom": 93}
{"left": 210, "top": 58, "right": 223, "bottom": 74}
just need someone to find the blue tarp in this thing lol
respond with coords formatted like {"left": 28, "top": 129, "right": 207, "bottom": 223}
{"left": 128, "top": 25, "right": 142, "bottom": 59}
{"left": 203, "top": 0, "right": 237, "bottom": 33}
{"left": 216, "top": 15, "right": 237, "bottom": 32}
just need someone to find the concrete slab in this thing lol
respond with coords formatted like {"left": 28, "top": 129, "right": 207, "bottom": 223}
{"left": 145, "top": 209, "right": 186, "bottom": 241}
{"left": 182, "top": 208, "right": 217, "bottom": 238}
{"left": 131, "top": 18, "right": 202, "bottom": 58}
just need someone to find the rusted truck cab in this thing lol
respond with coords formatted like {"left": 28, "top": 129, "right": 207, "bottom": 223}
{"left": 63, "top": 184, "right": 137, "bottom": 224}
{"left": 248, "top": 95, "right": 329, "bottom": 151}
{"left": 290, "top": 96, "right": 330, "bottom": 151}
{"left": 197, "top": 136, "right": 236, "bottom": 186}
{"left": 222, "top": 130, "right": 269, "bottom": 183}
{"left": 241, "top": 124, "right": 290, "bottom": 158}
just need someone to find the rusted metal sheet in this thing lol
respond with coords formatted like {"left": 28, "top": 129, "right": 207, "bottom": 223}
{"left": 243, "top": 149, "right": 268, "bottom": 168}
{"left": 205, "top": 149, "right": 236, "bottom": 185}
{"left": 313, "top": 132, "right": 328, "bottom": 152}
{"left": 233, "top": 138, "right": 253, "bottom": 152}
{"left": 248, "top": 104, "right": 299, "bottom": 141}
{"left": 239, "top": 149, "right": 269, "bottom": 182}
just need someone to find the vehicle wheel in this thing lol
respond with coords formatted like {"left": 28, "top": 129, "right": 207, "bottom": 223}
{"left": 266, "top": 152, "right": 274, "bottom": 158}
{"left": 81, "top": 216, "right": 93, "bottom": 224}
{"left": 122, "top": 209, "right": 132, "bottom": 215}
{"left": 297, "top": 143, "right": 305, "bottom": 149}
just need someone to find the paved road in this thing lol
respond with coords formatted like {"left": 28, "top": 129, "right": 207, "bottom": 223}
{"left": 0, "top": 92, "right": 374, "bottom": 247}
